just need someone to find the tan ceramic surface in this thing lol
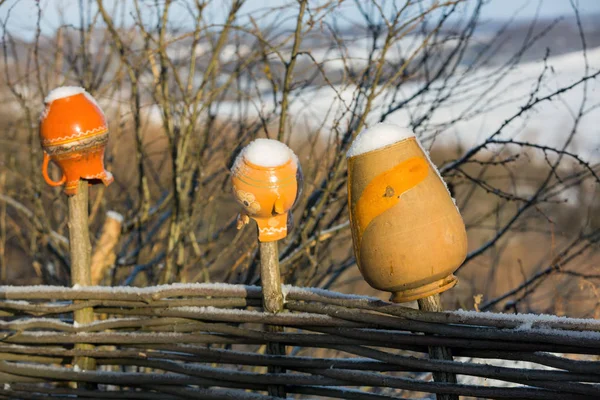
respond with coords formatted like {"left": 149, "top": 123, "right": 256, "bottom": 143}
{"left": 231, "top": 157, "right": 298, "bottom": 242}
{"left": 347, "top": 137, "right": 467, "bottom": 302}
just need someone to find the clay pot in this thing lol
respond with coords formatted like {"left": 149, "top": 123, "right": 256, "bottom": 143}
{"left": 231, "top": 155, "right": 300, "bottom": 242}
{"left": 347, "top": 136, "right": 467, "bottom": 303}
{"left": 39, "top": 89, "right": 113, "bottom": 196}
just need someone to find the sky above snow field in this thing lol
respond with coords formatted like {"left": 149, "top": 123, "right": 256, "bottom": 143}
{"left": 2, "top": 0, "right": 600, "bottom": 41}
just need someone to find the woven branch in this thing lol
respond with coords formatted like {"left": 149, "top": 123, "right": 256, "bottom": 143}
{"left": 0, "top": 283, "right": 598, "bottom": 400}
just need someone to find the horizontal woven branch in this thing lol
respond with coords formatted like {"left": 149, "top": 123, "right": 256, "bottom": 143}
{"left": 0, "top": 283, "right": 598, "bottom": 400}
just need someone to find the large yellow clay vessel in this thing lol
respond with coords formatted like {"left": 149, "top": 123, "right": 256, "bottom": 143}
{"left": 231, "top": 139, "right": 301, "bottom": 242}
{"left": 347, "top": 125, "right": 467, "bottom": 303}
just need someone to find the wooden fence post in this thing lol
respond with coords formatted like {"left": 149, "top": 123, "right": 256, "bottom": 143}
{"left": 259, "top": 240, "right": 286, "bottom": 398}
{"left": 68, "top": 180, "right": 96, "bottom": 374}
{"left": 417, "top": 293, "right": 458, "bottom": 400}
{"left": 259, "top": 241, "right": 284, "bottom": 313}
{"left": 90, "top": 211, "right": 123, "bottom": 285}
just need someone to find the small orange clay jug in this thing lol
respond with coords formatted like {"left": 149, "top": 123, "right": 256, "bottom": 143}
{"left": 39, "top": 86, "right": 113, "bottom": 196}
{"left": 231, "top": 139, "right": 301, "bottom": 242}
{"left": 347, "top": 123, "right": 467, "bottom": 303}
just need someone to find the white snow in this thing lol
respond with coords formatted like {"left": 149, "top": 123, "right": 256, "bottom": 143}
{"left": 517, "top": 327, "right": 600, "bottom": 341}
{"left": 346, "top": 123, "right": 415, "bottom": 158}
{"left": 514, "top": 321, "right": 533, "bottom": 331}
{"left": 456, "top": 357, "right": 557, "bottom": 388}
{"left": 415, "top": 138, "right": 459, "bottom": 211}
{"left": 453, "top": 309, "right": 600, "bottom": 328}
{"left": 106, "top": 210, "right": 124, "bottom": 223}
{"left": 233, "top": 138, "right": 296, "bottom": 168}
{"left": 0, "top": 282, "right": 263, "bottom": 297}
{"left": 83, "top": 91, "right": 102, "bottom": 112}
{"left": 283, "top": 284, "right": 382, "bottom": 302}
{"left": 44, "top": 86, "right": 86, "bottom": 103}
{"left": 219, "top": 47, "right": 600, "bottom": 165}
{"left": 0, "top": 318, "right": 71, "bottom": 328}
{"left": 170, "top": 305, "right": 334, "bottom": 321}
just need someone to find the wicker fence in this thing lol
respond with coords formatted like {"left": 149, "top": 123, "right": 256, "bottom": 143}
{"left": 0, "top": 283, "right": 598, "bottom": 399}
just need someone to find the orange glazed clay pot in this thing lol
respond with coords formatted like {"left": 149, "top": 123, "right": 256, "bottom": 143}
{"left": 231, "top": 140, "right": 300, "bottom": 242}
{"left": 39, "top": 87, "right": 113, "bottom": 196}
{"left": 347, "top": 133, "right": 467, "bottom": 303}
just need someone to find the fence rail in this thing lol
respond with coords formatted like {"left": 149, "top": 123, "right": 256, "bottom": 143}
{"left": 0, "top": 283, "right": 598, "bottom": 399}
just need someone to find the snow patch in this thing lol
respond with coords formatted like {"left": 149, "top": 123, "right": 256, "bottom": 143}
{"left": 453, "top": 309, "right": 600, "bottom": 328}
{"left": 234, "top": 138, "right": 295, "bottom": 168}
{"left": 415, "top": 138, "right": 459, "bottom": 211}
{"left": 521, "top": 327, "right": 600, "bottom": 340}
{"left": 0, "top": 282, "right": 261, "bottom": 296}
{"left": 106, "top": 210, "right": 124, "bottom": 223}
{"left": 514, "top": 321, "right": 533, "bottom": 331}
{"left": 83, "top": 91, "right": 102, "bottom": 112}
{"left": 346, "top": 123, "right": 415, "bottom": 158}
{"left": 456, "top": 357, "right": 557, "bottom": 388}
{"left": 284, "top": 284, "right": 381, "bottom": 302}
{"left": 44, "top": 86, "right": 86, "bottom": 103}
{"left": 171, "top": 305, "right": 333, "bottom": 320}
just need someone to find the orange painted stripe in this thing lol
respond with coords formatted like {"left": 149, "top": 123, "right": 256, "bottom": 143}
{"left": 354, "top": 157, "right": 428, "bottom": 239}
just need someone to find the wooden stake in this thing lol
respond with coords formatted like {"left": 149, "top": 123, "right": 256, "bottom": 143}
{"left": 417, "top": 293, "right": 458, "bottom": 400}
{"left": 259, "top": 241, "right": 285, "bottom": 398}
{"left": 90, "top": 211, "right": 122, "bottom": 285}
{"left": 259, "top": 241, "right": 284, "bottom": 313}
{"left": 67, "top": 181, "right": 96, "bottom": 374}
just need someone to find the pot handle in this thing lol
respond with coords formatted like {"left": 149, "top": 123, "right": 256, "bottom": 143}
{"left": 42, "top": 152, "right": 66, "bottom": 187}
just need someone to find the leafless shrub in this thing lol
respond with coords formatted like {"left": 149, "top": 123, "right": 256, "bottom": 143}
{"left": 0, "top": 0, "right": 598, "bottom": 317}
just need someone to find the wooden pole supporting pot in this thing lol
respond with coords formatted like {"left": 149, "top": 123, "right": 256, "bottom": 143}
{"left": 416, "top": 294, "right": 458, "bottom": 400}
{"left": 259, "top": 240, "right": 286, "bottom": 398}
{"left": 346, "top": 124, "right": 466, "bottom": 400}
{"left": 39, "top": 87, "right": 114, "bottom": 382}
{"left": 259, "top": 241, "right": 284, "bottom": 313}
{"left": 68, "top": 180, "right": 96, "bottom": 374}
{"left": 230, "top": 139, "right": 302, "bottom": 398}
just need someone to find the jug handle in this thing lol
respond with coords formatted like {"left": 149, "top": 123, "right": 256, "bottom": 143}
{"left": 42, "top": 152, "right": 66, "bottom": 187}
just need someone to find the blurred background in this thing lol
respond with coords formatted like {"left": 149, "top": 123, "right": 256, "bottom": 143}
{"left": 0, "top": 0, "right": 598, "bottom": 317}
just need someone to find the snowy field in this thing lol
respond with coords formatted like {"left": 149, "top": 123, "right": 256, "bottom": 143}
{"left": 217, "top": 46, "right": 600, "bottom": 163}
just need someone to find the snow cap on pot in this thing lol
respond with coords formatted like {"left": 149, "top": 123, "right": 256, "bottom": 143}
{"left": 39, "top": 86, "right": 113, "bottom": 196}
{"left": 346, "top": 123, "right": 467, "bottom": 303}
{"left": 231, "top": 138, "right": 302, "bottom": 242}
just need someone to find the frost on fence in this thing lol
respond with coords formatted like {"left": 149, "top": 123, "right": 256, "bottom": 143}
{"left": 0, "top": 283, "right": 598, "bottom": 399}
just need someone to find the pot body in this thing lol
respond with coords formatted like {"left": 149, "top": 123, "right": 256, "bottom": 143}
{"left": 231, "top": 158, "right": 298, "bottom": 242}
{"left": 347, "top": 137, "right": 467, "bottom": 302}
{"left": 40, "top": 92, "right": 113, "bottom": 195}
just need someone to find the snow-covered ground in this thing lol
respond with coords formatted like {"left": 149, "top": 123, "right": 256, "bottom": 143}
{"left": 217, "top": 46, "right": 600, "bottom": 163}
{"left": 309, "top": 47, "right": 598, "bottom": 160}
